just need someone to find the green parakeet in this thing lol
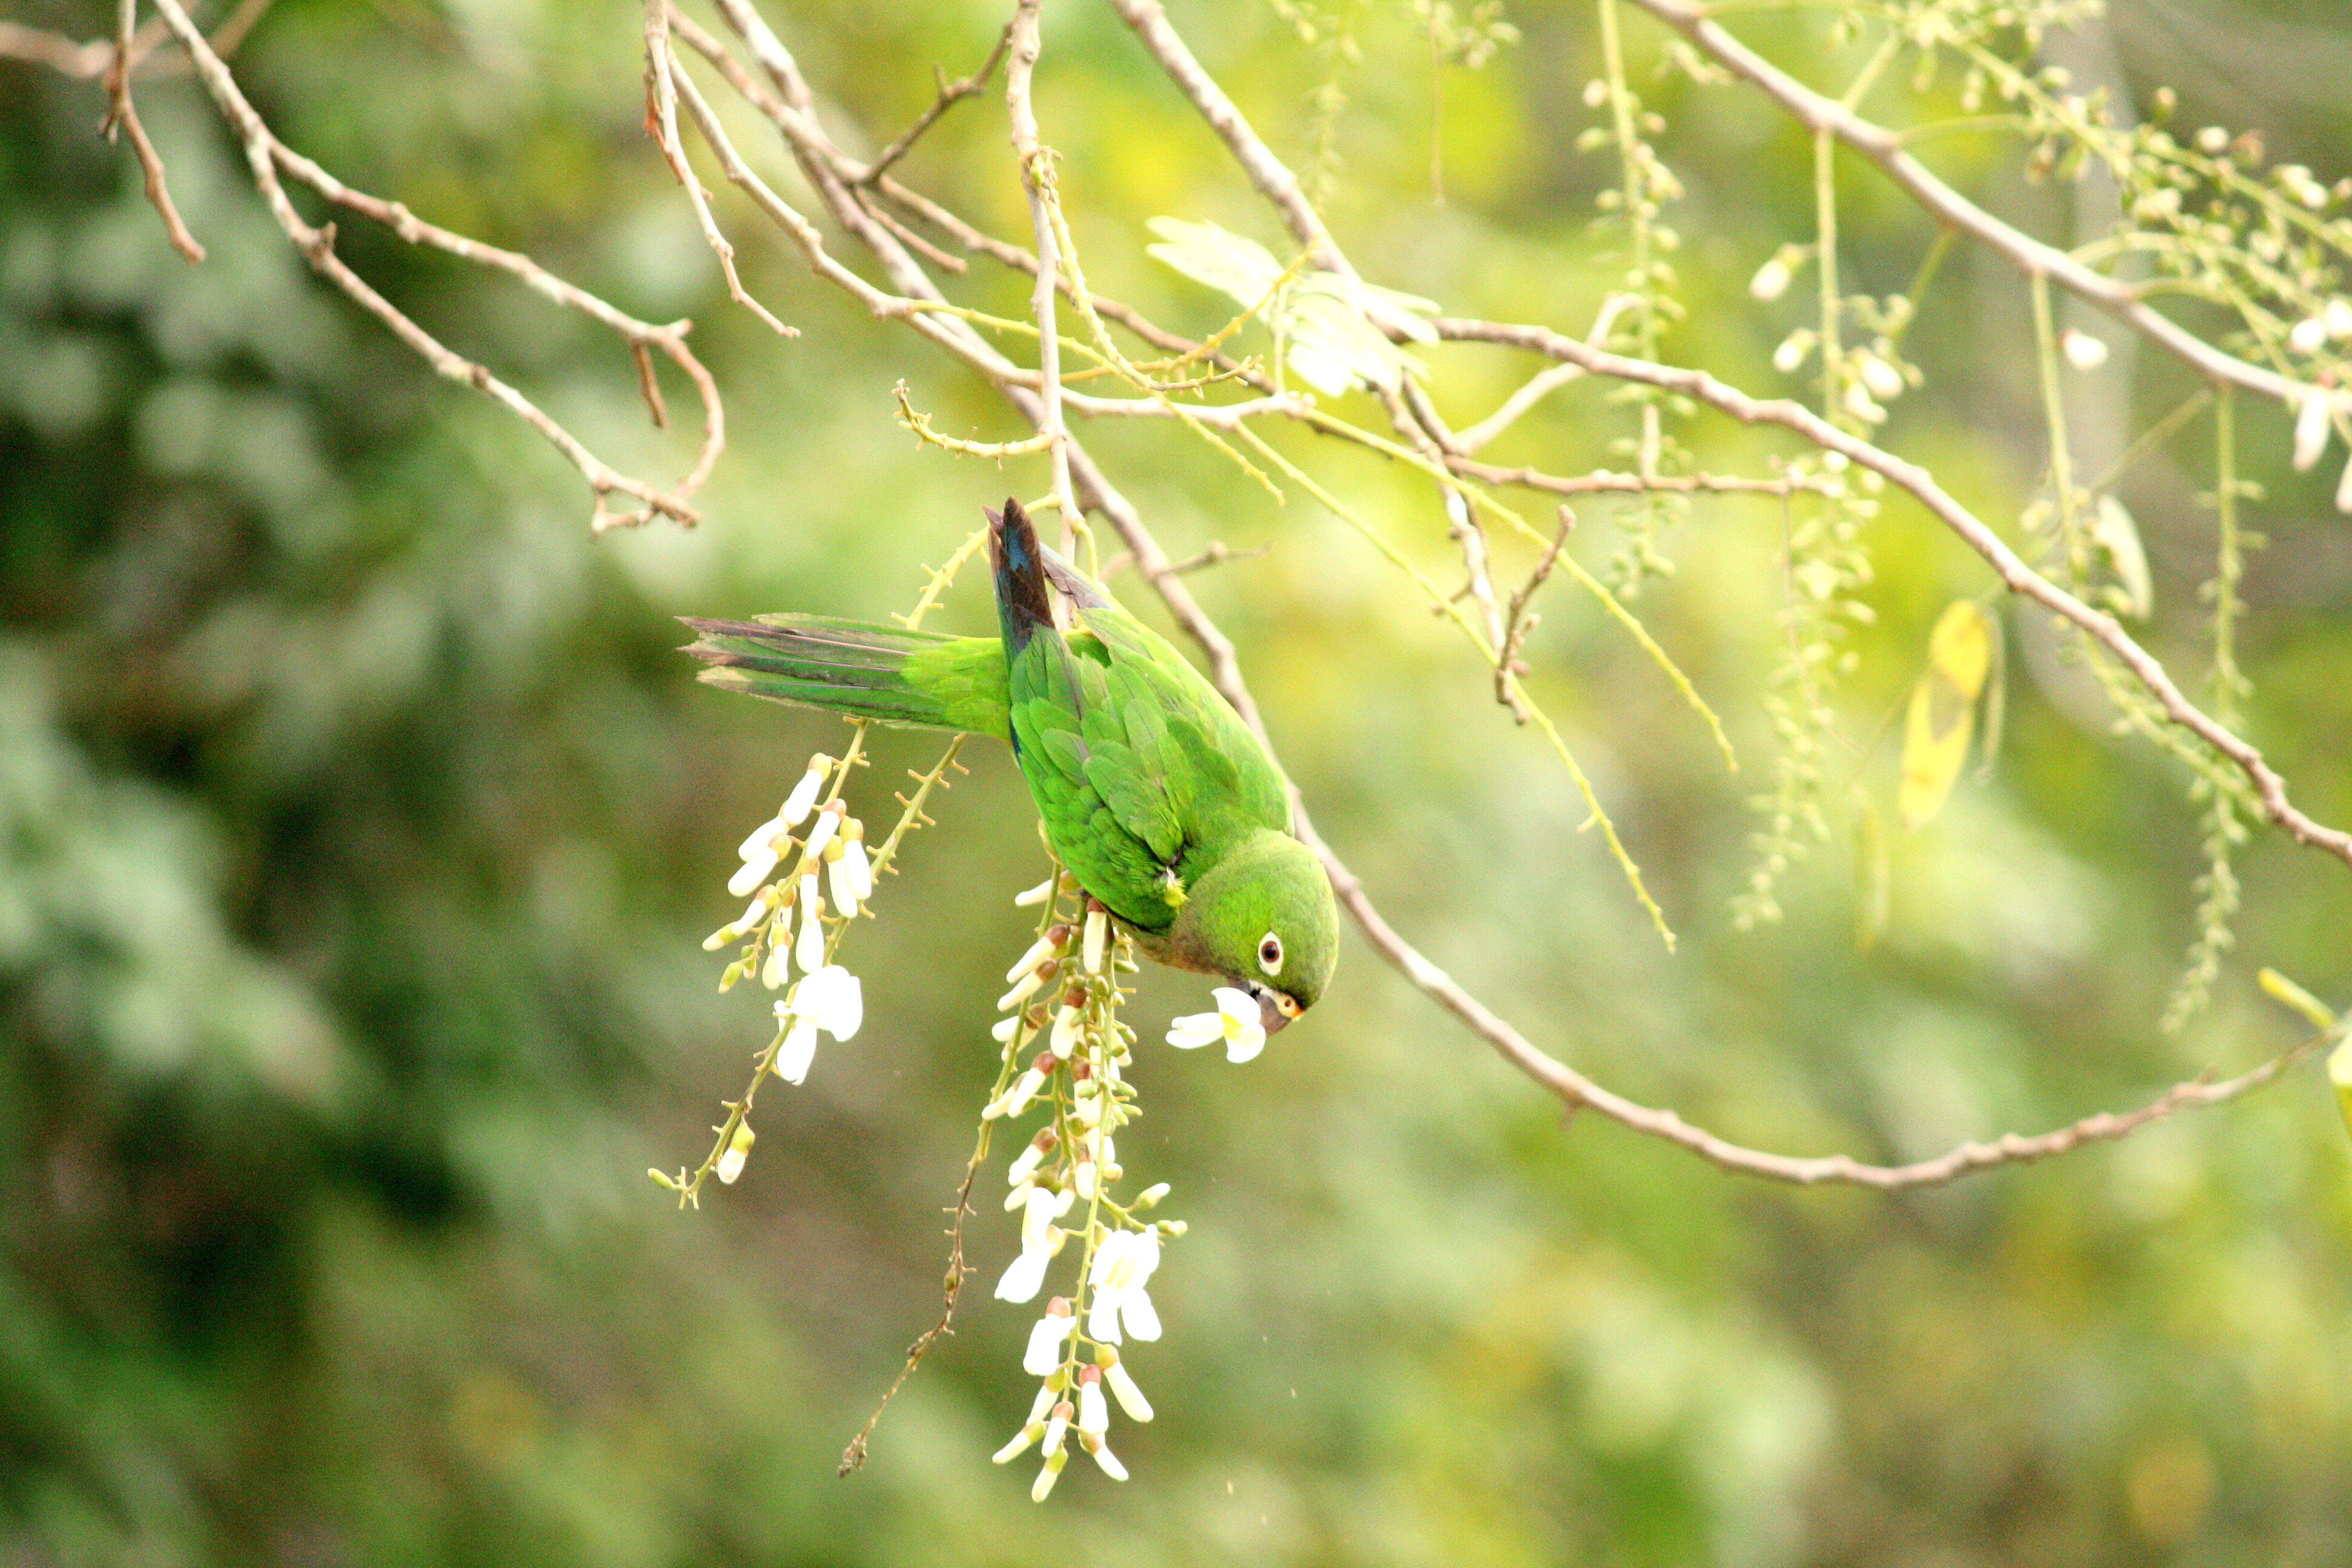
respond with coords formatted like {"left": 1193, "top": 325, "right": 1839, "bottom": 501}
{"left": 681, "top": 499, "right": 1338, "bottom": 1033}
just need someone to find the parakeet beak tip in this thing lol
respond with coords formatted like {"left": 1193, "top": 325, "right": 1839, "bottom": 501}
{"left": 1254, "top": 986, "right": 1301, "bottom": 1034}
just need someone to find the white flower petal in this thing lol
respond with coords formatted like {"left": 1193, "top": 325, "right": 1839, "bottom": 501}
{"left": 735, "top": 817, "right": 789, "bottom": 863}
{"left": 1082, "top": 909, "right": 1106, "bottom": 975}
{"left": 1088, "top": 1284, "right": 1123, "bottom": 1345}
{"left": 1023, "top": 1312, "right": 1077, "bottom": 1376}
{"left": 1225, "top": 1021, "right": 1268, "bottom": 1064}
{"left": 1128, "top": 1228, "right": 1161, "bottom": 1289}
{"left": 1048, "top": 1005, "right": 1083, "bottom": 1060}
{"left": 779, "top": 762, "right": 826, "bottom": 826}
{"left": 1105, "top": 1360, "right": 1154, "bottom": 1422}
{"left": 1088, "top": 1439, "right": 1129, "bottom": 1481}
{"left": 1087, "top": 1230, "right": 1130, "bottom": 1289}
{"left": 1031, "top": 1456, "right": 1062, "bottom": 1502}
{"left": 1119, "top": 1289, "right": 1162, "bottom": 1343}
{"left": 1013, "top": 877, "right": 1055, "bottom": 907}
{"left": 776, "top": 1020, "right": 820, "bottom": 1085}
{"left": 1078, "top": 1379, "right": 1109, "bottom": 1434}
{"left": 995, "top": 1248, "right": 1050, "bottom": 1304}
{"left": 795, "top": 901, "right": 826, "bottom": 973}
{"left": 727, "top": 843, "right": 780, "bottom": 898}
{"left": 991, "top": 1424, "right": 1040, "bottom": 1465}
{"left": 1165, "top": 1013, "right": 1223, "bottom": 1049}
{"left": 2295, "top": 388, "right": 2333, "bottom": 472}
{"left": 1021, "top": 1186, "right": 1060, "bottom": 1251}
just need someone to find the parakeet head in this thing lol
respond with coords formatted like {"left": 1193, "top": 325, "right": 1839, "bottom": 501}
{"left": 1166, "top": 829, "right": 1338, "bottom": 1033}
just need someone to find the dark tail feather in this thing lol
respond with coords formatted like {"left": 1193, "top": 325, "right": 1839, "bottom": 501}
{"left": 987, "top": 498, "right": 1056, "bottom": 655}
{"left": 680, "top": 615, "right": 979, "bottom": 731}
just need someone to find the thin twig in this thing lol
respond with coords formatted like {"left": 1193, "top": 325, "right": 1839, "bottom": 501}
{"left": 1628, "top": 0, "right": 2308, "bottom": 407}
{"left": 103, "top": 2, "right": 204, "bottom": 263}
{"left": 1434, "top": 313, "right": 2352, "bottom": 874}
{"left": 853, "top": 22, "right": 1013, "bottom": 184}
{"left": 644, "top": 0, "right": 796, "bottom": 338}
{"left": 139, "top": 0, "right": 715, "bottom": 531}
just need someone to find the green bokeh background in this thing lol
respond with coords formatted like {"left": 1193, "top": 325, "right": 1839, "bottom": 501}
{"left": 4, "top": 1, "right": 2351, "bottom": 1562}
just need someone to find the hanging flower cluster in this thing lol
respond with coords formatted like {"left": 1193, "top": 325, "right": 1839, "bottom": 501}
{"left": 654, "top": 737, "right": 959, "bottom": 1204}
{"left": 981, "top": 874, "right": 1186, "bottom": 1500}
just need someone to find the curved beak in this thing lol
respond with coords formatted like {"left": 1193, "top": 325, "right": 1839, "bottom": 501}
{"left": 1247, "top": 981, "right": 1302, "bottom": 1035}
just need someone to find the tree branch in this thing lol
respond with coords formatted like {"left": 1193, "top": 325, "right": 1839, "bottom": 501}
{"left": 1625, "top": 0, "right": 2308, "bottom": 408}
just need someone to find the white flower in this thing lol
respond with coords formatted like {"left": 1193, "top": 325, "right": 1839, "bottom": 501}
{"left": 1085, "top": 1228, "right": 1163, "bottom": 1344}
{"left": 992, "top": 1384, "right": 1057, "bottom": 1463}
{"left": 1077, "top": 1370, "right": 1110, "bottom": 1434}
{"left": 995, "top": 1247, "right": 1051, "bottom": 1304}
{"left": 771, "top": 965, "right": 861, "bottom": 1084}
{"left": 1134, "top": 1181, "right": 1171, "bottom": 1209}
{"left": 1031, "top": 1446, "right": 1067, "bottom": 1502}
{"left": 1047, "top": 1004, "right": 1083, "bottom": 1061}
{"left": 779, "top": 757, "right": 829, "bottom": 826}
{"left": 991, "top": 1015, "right": 1024, "bottom": 1044}
{"left": 1854, "top": 348, "right": 1904, "bottom": 401}
{"left": 2294, "top": 388, "right": 2333, "bottom": 472}
{"left": 1004, "top": 933, "right": 1058, "bottom": 984}
{"left": 828, "top": 830, "right": 871, "bottom": 915}
{"left": 1103, "top": 1354, "right": 1154, "bottom": 1422}
{"left": 715, "top": 1121, "right": 754, "bottom": 1184}
{"left": 1007, "top": 1131, "right": 1053, "bottom": 1186}
{"left": 1166, "top": 987, "right": 1268, "bottom": 1063}
{"left": 1082, "top": 908, "right": 1106, "bottom": 974}
{"left": 794, "top": 875, "right": 826, "bottom": 971}
{"left": 775, "top": 1018, "right": 819, "bottom": 1084}
{"left": 2196, "top": 125, "right": 2229, "bottom": 154}
{"left": 998, "top": 966, "right": 1050, "bottom": 1012}
{"left": 1772, "top": 329, "right": 1814, "bottom": 374}
{"left": 1013, "top": 876, "right": 1056, "bottom": 907}
{"left": 2328, "top": 299, "right": 2352, "bottom": 341}
{"left": 1023, "top": 1300, "right": 1078, "bottom": 1375}
{"left": 802, "top": 804, "right": 839, "bottom": 861}
{"left": 987, "top": 1063, "right": 1049, "bottom": 1120}
{"left": 2061, "top": 329, "right": 2108, "bottom": 370}
{"left": 1083, "top": 1432, "right": 1128, "bottom": 1481}
{"left": 727, "top": 826, "right": 787, "bottom": 898}
{"left": 760, "top": 936, "right": 791, "bottom": 990}
{"left": 789, "top": 964, "right": 863, "bottom": 1039}
{"left": 2290, "top": 316, "right": 2329, "bottom": 355}
{"left": 1749, "top": 253, "right": 1793, "bottom": 301}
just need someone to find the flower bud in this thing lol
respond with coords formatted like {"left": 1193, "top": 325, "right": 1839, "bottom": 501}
{"left": 2060, "top": 328, "right": 2108, "bottom": 369}
{"left": 779, "top": 757, "right": 829, "bottom": 826}
{"left": 716, "top": 1121, "right": 755, "bottom": 1184}
{"left": 2294, "top": 388, "right": 2333, "bottom": 472}
{"left": 1082, "top": 908, "right": 1107, "bottom": 974}
{"left": 1013, "top": 877, "right": 1055, "bottom": 907}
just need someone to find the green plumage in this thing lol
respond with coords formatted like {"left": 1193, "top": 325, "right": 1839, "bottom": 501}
{"left": 680, "top": 500, "right": 1338, "bottom": 1027}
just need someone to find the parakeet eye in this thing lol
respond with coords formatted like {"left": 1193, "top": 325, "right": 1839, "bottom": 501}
{"left": 1256, "top": 932, "right": 1284, "bottom": 976}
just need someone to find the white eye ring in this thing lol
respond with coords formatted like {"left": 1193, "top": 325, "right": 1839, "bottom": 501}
{"left": 1256, "top": 932, "right": 1284, "bottom": 976}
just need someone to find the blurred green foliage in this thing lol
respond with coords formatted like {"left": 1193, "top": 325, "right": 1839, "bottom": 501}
{"left": 4, "top": 1, "right": 2351, "bottom": 1563}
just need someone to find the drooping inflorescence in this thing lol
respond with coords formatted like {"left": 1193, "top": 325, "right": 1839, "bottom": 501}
{"left": 980, "top": 875, "right": 1191, "bottom": 1499}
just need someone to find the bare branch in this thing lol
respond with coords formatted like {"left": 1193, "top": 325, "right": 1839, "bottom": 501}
{"left": 1436, "top": 313, "right": 2352, "bottom": 874}
{"left": 129, "top": 0, "right": 716, "bottom": 531}
{"left": 103, "top": 2, "right": 205, "bottom": 264}
{"left": 852, "top": 22, "right": 1013, "bottom": 185}
{"left": 1627, "top": 0, "right": 2308, "bottom": 408}
{"left": 643, "top": 0, "right": 797, "bottom": 339}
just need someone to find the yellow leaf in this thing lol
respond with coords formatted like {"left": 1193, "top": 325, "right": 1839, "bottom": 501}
{"left": 1927, "top": 599, "right": 1993, "bottom": 697}
{"left": 1899, "top": 602, "right": 1994, "bottom": 830}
